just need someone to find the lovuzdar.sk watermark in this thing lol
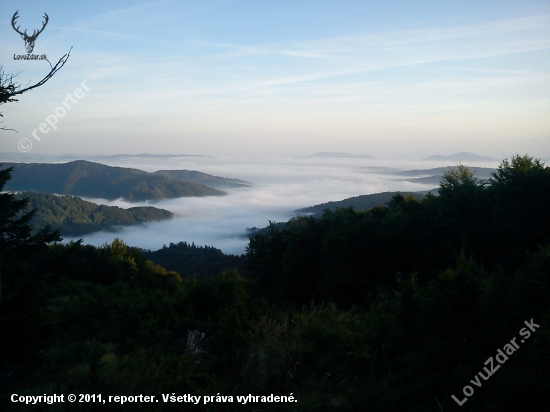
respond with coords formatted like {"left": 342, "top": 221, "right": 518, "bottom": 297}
{"left": 13, "top": 54, "right": 47, "bottom": 61}
{"left": 451, "top": 318, "right": 540, "bottom": 406}
{"left": 11, "top": 10, "right": 49, "bottom": 60}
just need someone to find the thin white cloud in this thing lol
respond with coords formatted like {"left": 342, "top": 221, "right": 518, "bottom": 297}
{"left": 191, "top": 14, "right": 550, "bottom": 60}
{"left": 74, "top": 0, "right": 173, "bottom": 32}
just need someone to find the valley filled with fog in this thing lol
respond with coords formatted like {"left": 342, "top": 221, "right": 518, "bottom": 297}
{"left": 60, "top": 155, "right": 500, "bottom": 254}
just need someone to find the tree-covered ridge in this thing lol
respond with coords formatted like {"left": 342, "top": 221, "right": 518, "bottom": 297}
{"left": 0, "top": 155, "right": 548, "bottom": 411}
{"left": 396, "top": 165, "right": 496, "bottom": 177}
{"left": 153, "top": 170, "right": 250, "bottom": 189}
{"left": 248, "top": 157, "right": 550, "bottom": 306}
{"left": 13, "top": 191, "right": 173, "bottom": 236}
{"left": 296, "top": 165, "right": 497, "bottom": 218}
{"left": 396, "top": 165, "right": 496, "bottom": 185}
{"left": 2, "top": 160, "right": 225, "bottom": 202}
{"left": 142, "top": 241, "right": 247, "bottom": 279}
{"left": 296, "top": 190, "right": 430, "bottom": 217}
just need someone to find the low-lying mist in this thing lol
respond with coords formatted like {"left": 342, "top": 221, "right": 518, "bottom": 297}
{"left": 63, "top": 156, "right": 499, "bottom": 255}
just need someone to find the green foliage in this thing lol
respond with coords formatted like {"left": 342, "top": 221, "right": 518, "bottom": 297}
{"left": 3, "top": 160, "right": 225, "bottom": 202}
{"left": 1, "top": 156, "right": 549, "bottom": 411}
{"left": 0, "top": 168, "right": 61, "bottom": 251}
{"left": 0, "top": 166, "right": 61, "bottom": 306}
{"left": 142, "top": 241, "right": 247, "bottom": 279}
{"left": 297, "top": 190, "right": 428, "bottom": 217}
{"left": 488, "top": 155, "right": 550, "bottom": 263}
{"left": 13, "top": 191, "right": 173, "bottom": 236}
{"left": 248, "top": 156, "right": 550, "bottom": 306}
{"left": 153, "top": 169, "right": 250, "bottom": 189}
{"left": 439, "top": 164, "right": 485, "bottom": 192}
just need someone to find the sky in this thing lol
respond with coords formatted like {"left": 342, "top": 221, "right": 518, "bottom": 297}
{"left": 1, "top": 0, "right": 549, "bottom": 158}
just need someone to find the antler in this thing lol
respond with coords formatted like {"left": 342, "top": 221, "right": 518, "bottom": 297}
{"left": 11, "top": 11, "right": 49, "bottom": 40}
{"left": 30, "top": 13, "right": 49, "bottom": 39}
{"left": 11, "top": 11, "right": 26, "bottom": 37}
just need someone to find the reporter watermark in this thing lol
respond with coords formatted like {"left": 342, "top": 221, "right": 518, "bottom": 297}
{"left": 18, "top": 138, "right": 32, "bottom": 152}
{"left": 18, "top": 80, "right": 89, "bottom": 152}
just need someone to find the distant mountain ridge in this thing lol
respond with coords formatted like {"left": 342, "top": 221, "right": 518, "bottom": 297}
{"left": 2, "top": 160, "right": 225, "bottom": 202}
{"left": 396, "top": 166, "right": 497, "bottom": 184}
{"left": 153, "top": 170, "right": 250, "bottom": 189}
{"left": 297, "top": 190, "right": 432, "bottom": 216}
{"left": 397, "top": 166, "right": 496, "bottom": 177}
{"left": 308, "top": 152, "right": 372, "bottom": 159}
{"left": 0, "top": 152, "right": 208, "bottom": 163}
{"left": 85, "top": 153, "right": 208, "bottom": 160}
{"left": 248, "top": 190, "right": 434, "bottom": 235}
{"left": 423, "top": 152, "right": 496, "bottom": 162}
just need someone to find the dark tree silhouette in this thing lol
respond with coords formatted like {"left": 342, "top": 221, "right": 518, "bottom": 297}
{"left": 0, "top": 48, "right": 71, "bottom": 131}
{"left": 0, "top": 166, "right": 62, "bottom": 303}
{"left": 0, "top": 49, "right": 69, "bottom": 300}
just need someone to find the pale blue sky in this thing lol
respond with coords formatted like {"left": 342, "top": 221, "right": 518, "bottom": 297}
{"left": 1, "top": 0, "right": 549, "bottom": 157}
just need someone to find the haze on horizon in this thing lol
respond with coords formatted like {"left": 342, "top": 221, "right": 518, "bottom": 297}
{"left": 1, "top": 0, "right": 549, "bottom": 158}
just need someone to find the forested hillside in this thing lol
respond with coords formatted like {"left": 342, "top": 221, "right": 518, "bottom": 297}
{"left": 396, "top": 166, "right": 496, "bottom": 185}
{"left": 3, "top": 160, "right": 225, "bottom": 201}
{"left": 142, "top": 241, "right": 247, "bottom": 279}
{"left": 248, "top": 157, "right": 549, "bottom": 305}
{"left": 1, "top": 155, "right": 548, "bottom": 411}
{"left": 13, "top": 192, "right": 173, "bottom": 236}
{"left": 153, "top": 170, "right": 250, "bottom": 189}
{"left": 296, "top": 190, "right": 430, "bottom": 217}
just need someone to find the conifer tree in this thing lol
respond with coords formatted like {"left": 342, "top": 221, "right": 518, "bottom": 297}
{"left": 0, "top": 166, "right": 61, "bottom": 303}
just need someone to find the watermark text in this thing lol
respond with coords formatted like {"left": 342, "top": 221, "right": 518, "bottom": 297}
{"left": 19, "top": 81, "right": 89, "bottom": 152}
{"left": 451, "top": 318, "right": 540, "bottom": 406}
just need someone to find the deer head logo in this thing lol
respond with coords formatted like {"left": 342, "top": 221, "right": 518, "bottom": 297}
{"left": 11, "top": 11, "right": 49, "bottom": 54}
